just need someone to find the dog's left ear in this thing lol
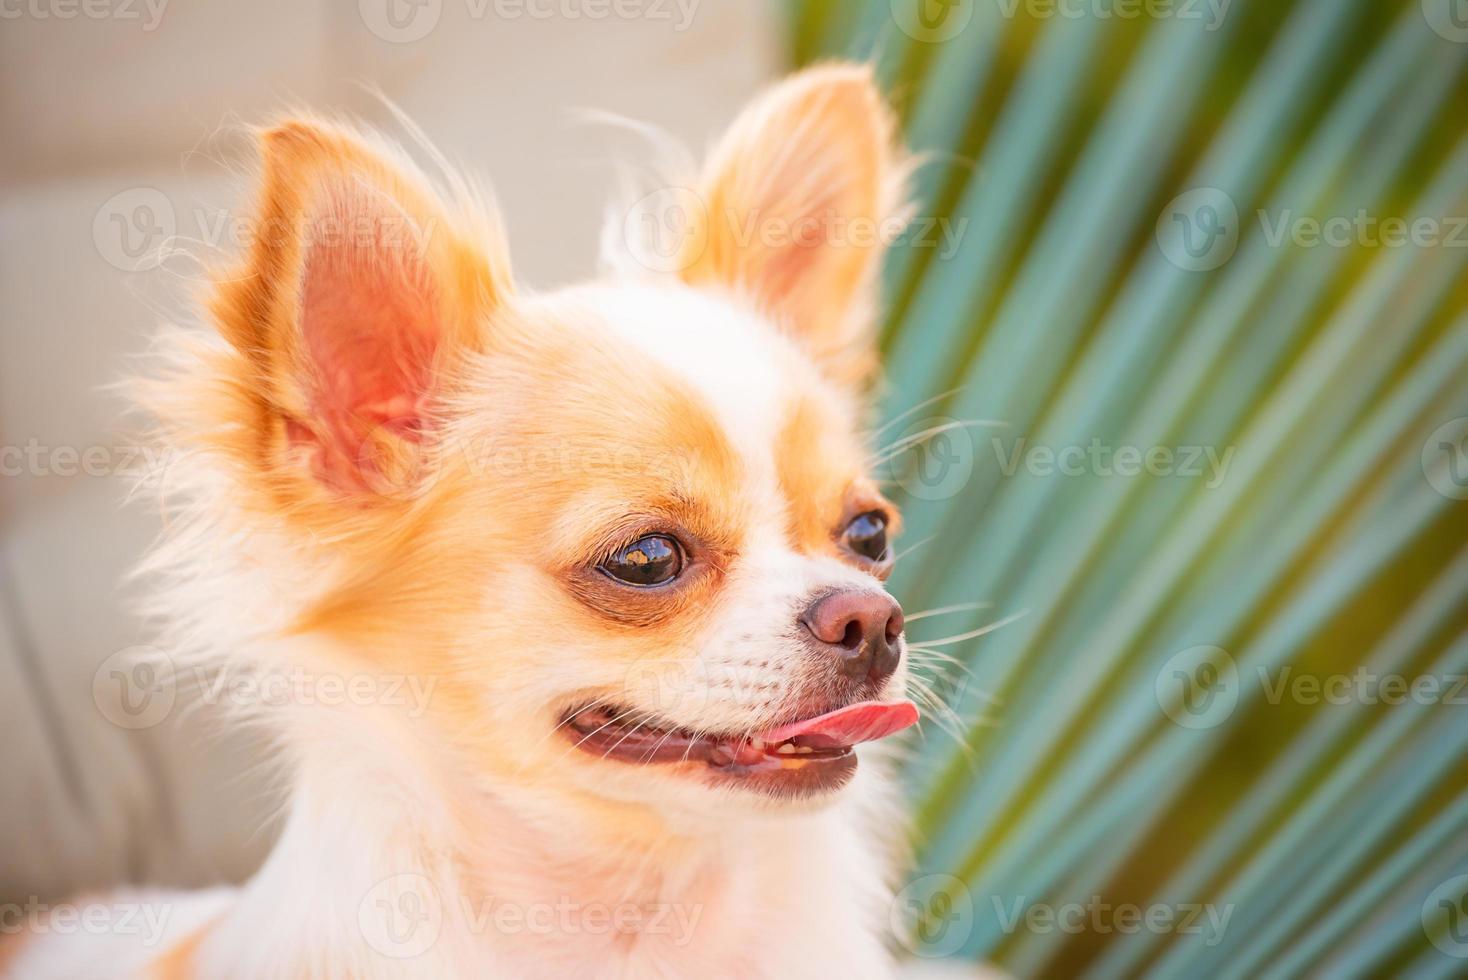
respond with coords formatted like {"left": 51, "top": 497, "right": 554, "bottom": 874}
{"left": 679, "top": 64, "right": 907, "bottom": 388}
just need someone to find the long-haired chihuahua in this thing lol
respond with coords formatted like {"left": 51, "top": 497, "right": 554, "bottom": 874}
{"left": 7, "top": 63, "right": 953, "bottom": 979}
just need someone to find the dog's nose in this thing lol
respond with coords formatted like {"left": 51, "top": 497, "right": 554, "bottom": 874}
{"left": 801, "top": 589, "right": 904, "bottom": 684}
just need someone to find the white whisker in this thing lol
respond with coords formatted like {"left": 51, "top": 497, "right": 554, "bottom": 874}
{"left": 868, "top": 418, "right": 1006, "bottom": 468}
{"left": 603, "top": 717, "right": 656, "bottom": 759}
{"left": 890, "top": 536, "right": 935, "bottom": 565}
{"left": 911, "top": 609, "right": 1028, "bottom": 648}
{"left": 869, "top": 387, "right": 967, "bottom": 440}
{"left": 905, "top": 647, "right": 980, "bottom": 681}
{"left": 903, "top": 602, "right": 993, "bottom": 623}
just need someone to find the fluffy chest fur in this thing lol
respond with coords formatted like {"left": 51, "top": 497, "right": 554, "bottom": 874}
{"left": 187, "top": 725, "right": 902, "bottom": 980}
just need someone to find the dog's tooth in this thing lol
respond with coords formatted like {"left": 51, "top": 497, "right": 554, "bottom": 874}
{"left": 750, "top": 738, "right": 767, "bottom": 752}
{"left": 775, "top": 743, "right": 797, "bottom": 755}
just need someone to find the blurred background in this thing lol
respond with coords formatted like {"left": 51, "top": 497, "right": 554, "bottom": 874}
{"left": 5, "top": 0, "right": 1468, "bottom": 976}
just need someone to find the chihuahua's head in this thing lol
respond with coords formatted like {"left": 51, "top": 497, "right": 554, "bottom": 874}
{"left": 152, "top": 64, "right": 917, "bottom": 820}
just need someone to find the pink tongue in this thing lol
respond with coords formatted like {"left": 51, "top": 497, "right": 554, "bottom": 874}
{"left": 759, "top": 699, "right": 919, "bottom": 747}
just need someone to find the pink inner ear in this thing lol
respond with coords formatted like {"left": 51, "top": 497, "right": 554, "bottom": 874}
{"left": 292, "top": 231, "right": 441, "bottom": 494}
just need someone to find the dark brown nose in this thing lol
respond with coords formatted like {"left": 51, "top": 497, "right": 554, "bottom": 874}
{"left": 801, "top": 589, "right": 904, "bottom": 684}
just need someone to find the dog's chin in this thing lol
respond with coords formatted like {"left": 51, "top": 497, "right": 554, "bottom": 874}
{"left": 552, "top": 694, "right": 917, "bottom": 809}
{"left": 557, "top": 750, "right": 858, "bottom": 821}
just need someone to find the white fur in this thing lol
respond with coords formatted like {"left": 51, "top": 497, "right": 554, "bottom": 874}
{"left": 9, "top": 280, "right": 916, "bottom": 980}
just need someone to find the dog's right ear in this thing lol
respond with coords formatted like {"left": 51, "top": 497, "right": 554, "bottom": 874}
{"left": 209, "top": 119, "right": 511, "bottom": 503}
{"left": 674, "top": 64, "right": 905, "bottom": 390}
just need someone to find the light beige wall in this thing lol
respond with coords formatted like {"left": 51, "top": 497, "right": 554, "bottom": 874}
{"left": 0, "top": 0, "right": 778, "bottom": 901}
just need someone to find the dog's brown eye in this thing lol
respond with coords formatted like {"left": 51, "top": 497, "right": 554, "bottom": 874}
{"left": 600, "top": 535, "right": 684, "bottom": 587}
{"left": 843, "top": 512, "right": 889, "bottom": 563}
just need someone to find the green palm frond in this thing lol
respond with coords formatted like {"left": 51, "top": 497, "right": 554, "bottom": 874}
{"left": 792, "top": 0, "right": 1468, "bottom": 975}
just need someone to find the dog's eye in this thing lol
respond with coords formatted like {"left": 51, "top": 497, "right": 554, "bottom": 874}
{"left": 599, "top": 535, "right": 684, "bottom": 587}
{"left": 843, "top": 512, "right": 889, "bottom": 562}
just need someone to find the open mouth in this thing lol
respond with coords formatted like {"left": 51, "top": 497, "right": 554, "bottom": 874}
{"left": 561, "top": 699, "right": 919, "bottom": 797}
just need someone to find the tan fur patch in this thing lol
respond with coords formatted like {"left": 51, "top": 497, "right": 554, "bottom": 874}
{"left": 0, "top": 927, "right": 30, "bottom": 977}
{"left": 149, "top": 921, "right": 210, "bottom": 980}
{"left": 774, "top": 390, "right": 898, "bottom": 561}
